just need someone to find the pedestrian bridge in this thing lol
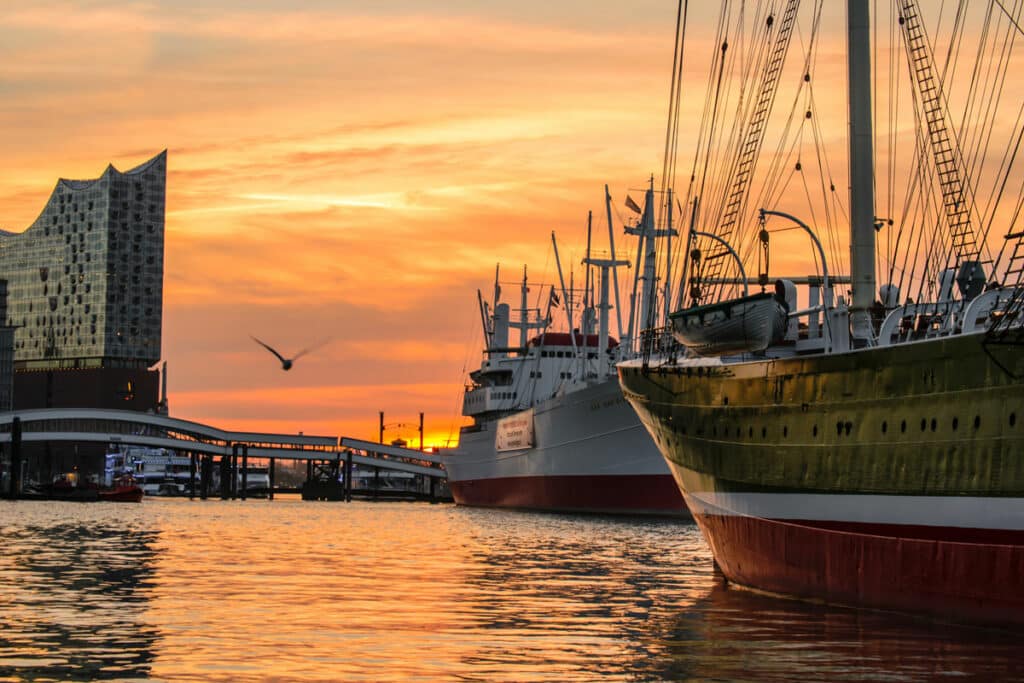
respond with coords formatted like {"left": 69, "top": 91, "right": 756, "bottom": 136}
{"left": 0, "top": 408, "right": 445, "bottom": 479}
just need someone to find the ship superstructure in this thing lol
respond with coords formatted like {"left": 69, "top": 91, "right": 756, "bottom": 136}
{"left": 443, "top": 193, "right": 689, "bottom": 516}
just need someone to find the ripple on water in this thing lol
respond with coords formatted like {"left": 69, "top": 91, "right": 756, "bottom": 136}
{"left": 0, "top": 499, "right": 1021, "bottom": 682}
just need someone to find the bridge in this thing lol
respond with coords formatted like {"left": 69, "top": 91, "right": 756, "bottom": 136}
{"left": 0, "top": 408, "right": 448, "bottom": 501}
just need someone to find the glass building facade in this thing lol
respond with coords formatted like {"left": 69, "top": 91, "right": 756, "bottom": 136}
{"left": 0, "top": 151, "right": 165, "bottom": 371}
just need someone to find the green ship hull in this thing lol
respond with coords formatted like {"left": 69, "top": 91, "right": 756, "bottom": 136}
{"left": 618, "top": 331, "right": 1024, "bottom": 626}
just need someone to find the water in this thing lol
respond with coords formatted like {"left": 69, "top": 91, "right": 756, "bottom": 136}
{"left": 0, "top": 499, "right": 1021, "bottom": 682}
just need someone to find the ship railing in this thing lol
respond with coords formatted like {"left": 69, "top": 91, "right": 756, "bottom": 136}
{"left": 640, "top": 326, "right": 683, "bottom": 367}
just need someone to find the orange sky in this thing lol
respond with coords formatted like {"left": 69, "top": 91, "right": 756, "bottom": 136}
{"left": 1, "top": 2, "right": 1021, "bottom": 446}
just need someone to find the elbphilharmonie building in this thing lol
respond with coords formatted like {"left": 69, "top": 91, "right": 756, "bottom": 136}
{"left": 0, "top": 151, "right": 166, "bottom": 411}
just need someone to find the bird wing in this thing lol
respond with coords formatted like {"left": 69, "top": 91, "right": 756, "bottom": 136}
{"left": 292, "top": 337, "right": 332, "bottom": 361}
{"left": 251, "top": 335, "right": 288, "bottom": 363}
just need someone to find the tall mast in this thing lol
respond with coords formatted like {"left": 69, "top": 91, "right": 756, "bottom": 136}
{"left": 604, "top": 185, "right": 625, "bottom": 342}
{"left": 519, "top": 265, "right": 529, "bottom": 349}
{"left": 848, "top": 0, "right": 876, "bottom": 342}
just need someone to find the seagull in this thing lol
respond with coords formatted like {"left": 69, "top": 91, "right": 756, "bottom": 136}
{"left": 250, "top": 335, "right": 326, "bottom": 371}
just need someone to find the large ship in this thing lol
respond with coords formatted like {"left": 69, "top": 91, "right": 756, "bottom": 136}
{"left": 619, "top": 0, "right": 1024, "bottom": 625}
{"left": 443, "top": 192, "right": 690, "bottom": 516}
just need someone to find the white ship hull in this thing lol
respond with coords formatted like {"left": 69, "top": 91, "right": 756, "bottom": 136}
{"left": 443, "top": 377, "right": 689, "bottom": 516}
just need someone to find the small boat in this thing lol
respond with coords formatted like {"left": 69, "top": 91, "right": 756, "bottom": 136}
{"left": 670, "top": 291, "right": 786, "bottom": 356}
{"left": 98, "top": 474, "right": 144, "bottom": 503}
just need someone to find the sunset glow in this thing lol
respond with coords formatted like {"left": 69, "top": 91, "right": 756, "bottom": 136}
{"left": 2, "top": 1, "right": 1020, "bottom": 446}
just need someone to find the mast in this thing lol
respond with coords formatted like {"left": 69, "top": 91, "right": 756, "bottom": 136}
{"left": 848, "top": 0, "right": 876, "bottom": 343}
{"left": 604, "top": 186, "right": 625, "bottom": 342}
{"left": 583, "top": 254, "right": 630, "bottom": 377}
{"left": 518, "top": 265, "right": 529, "bottom": 349}
{"left": 625, "top": 181, "right": 677, "bottom": 338}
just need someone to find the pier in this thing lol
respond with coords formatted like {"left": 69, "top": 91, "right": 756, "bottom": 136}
{"left": 0, "top": 408, "right": 448, "bottom": 502}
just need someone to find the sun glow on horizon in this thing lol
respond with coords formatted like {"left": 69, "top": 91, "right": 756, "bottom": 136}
{"left": 6, "top": 2, "right": 1009, "bottom": 435}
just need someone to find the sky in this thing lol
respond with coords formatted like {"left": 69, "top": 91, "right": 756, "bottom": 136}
{"left": 0, "top": 0, "right": 687, "bottom": 445}
{"left": 1, "top": 1, "right": 1021, "bottom": 446}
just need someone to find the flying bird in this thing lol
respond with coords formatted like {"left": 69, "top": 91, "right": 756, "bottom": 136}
{"left": 250, "top": 335, "right": 327, "bottom": 371}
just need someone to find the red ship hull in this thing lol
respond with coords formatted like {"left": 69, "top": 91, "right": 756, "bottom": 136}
{"left": 692, "top": 495, "right": 1024, "bottom": 627}
{"left": 449, "top": 473, "right": 689, "bottom": 517}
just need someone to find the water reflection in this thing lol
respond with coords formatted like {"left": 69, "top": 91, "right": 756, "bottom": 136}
{"left": 650, "top": 581, "right": 1024, "bottom": 682}
{"left": 451, "top": 510, "right": 712, "bottom": 681}
{"left": 1, "top": 499, "right": 1021, "bottom": 682}
{"left": 0, "top": 501, "right": 160, "bottom": 681}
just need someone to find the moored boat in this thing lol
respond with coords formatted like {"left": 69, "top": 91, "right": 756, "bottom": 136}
{"left": 442, "top": 193, "right": 691, "bottom": 517}
{"left": 618, "top": 0, "right": 1024, "bottom": 626}
{"left": 98, "top": 474, "right": 145, "bottom": 503}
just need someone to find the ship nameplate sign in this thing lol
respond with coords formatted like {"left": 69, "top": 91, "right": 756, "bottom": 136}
{"left": 495, "top": 409, "right": 534, "bottom": 451}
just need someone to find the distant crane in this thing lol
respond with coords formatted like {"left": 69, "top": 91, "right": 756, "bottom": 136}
{"left": 250, "top": 335, "right": 328, "bottom": 371}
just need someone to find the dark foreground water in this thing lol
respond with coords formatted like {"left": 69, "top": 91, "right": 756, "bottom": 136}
{"left": 0, "top": 499, "right": 1021, "bottom": 682}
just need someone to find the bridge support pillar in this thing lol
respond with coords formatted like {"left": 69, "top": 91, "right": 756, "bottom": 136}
{"left": 189, "top": 452, "right": 196, "bottom": 500}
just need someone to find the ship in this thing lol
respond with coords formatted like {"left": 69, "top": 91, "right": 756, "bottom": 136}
{"left": 442, "top": 192, "right": 690, "bottom": 517}
{"left": 618, "top": 0, "right": 1024, "bottom": 626}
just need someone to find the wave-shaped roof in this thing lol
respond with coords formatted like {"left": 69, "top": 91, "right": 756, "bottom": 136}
{"left": 57, "top": 149, "right": 167, "bottom": 191}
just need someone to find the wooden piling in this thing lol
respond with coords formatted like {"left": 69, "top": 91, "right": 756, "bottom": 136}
{"left": 200, "top": 455, "right": 210, "bottom": 500}
{"left": 7, "top": 417, "right": 21, "bottom": 498}
{"left": 269, "top": 457, "right": 275, "bottom": 500}
{"left": 218, "top": 455, "right": 227, "bottom": 499}
{"left": 241, "top": 448, "right": 248, "bottom": 501}
{"left": 345, "top": 450, "right": 353, "bottom": 502}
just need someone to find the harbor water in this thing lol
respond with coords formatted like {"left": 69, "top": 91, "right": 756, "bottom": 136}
{"left": 0, "top": 498, "right": 1021, "bottom": 682}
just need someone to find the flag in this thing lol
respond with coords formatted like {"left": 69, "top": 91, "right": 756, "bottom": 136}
{"left": 625, "top": 195, "right": 642, "bottom": 214}
{"left": 550, "top": 289, "right": 560, "bottom": 306}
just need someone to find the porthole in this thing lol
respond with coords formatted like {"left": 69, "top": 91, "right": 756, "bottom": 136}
{"left": 952, "top": 417, "right": 959, "bottom": 431}
{"left": 723, "top": 396, "right": 729, "bottom": 406}
{"left": 930, "top": 418, "right": 937, "bottom": 432}
{"left": 882, "top": 421, "right": 888, "bottom": 434}
{"left": 974, "top": 415, "right": 981, "bottom": 429}
{"left": 844, "top": 421, "right": 852, "bottom": 435}
{"left": 1011, "top": 413, "right": 1017, "bottom": 427}
{"left": 836, "top": 421, "right": 844, "bottom": 435}
{"left": 748, "top": 427, "right": 753, "bottom": 438}
{"left": 783, "top": 426, "right": 788, "bottom": 437}
{"left": 901, "top": 420, "right": 907, "bottom": 433}
{"left": 920, "top": 418, "right": 927, "bottom": 432}
{"left": 761, "top": 427, "right": 767, "bottom": 438}
{"left": 812, "top": 424, "right": 818, "bottom": 437}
